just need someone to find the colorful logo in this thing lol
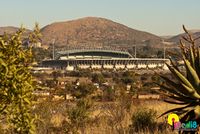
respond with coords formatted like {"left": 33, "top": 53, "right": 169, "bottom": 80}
{"left": 167, "top": 113, "right": 198, "bottom": 131}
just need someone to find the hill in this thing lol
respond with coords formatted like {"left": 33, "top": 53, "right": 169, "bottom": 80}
{"left": 0, "top": 26, "right": 31, "bottom": 36}
{"left": 168, "top": 30, "right": 200, "bottom": 44}
{"left": 41, "top": 17, "right": 162, "bottom": 48}
{"left": 0, "top": 26, "right": 20, "bottom": 35}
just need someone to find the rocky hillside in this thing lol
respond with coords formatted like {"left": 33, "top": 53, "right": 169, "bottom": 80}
{"left": 168, "top": 30, "right": 200, "bottom": 44}
{"left": 0, "top": 26, "right": 19, "bottom": 35}
{"left": 0, "top": 26, "right": 31, "bottom": 37}
{"left": 41, "top": 17, "right": 161, "bottom": 48}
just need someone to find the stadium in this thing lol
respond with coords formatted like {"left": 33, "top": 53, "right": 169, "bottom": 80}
{"left": 41, "top": 48, "right": 169, "bottom": 70}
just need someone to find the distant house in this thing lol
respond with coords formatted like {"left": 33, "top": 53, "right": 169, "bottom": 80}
{"left": 93, "top": 83, "right": 99, "bottom": 89}
{"left": 138, "top": 94, "right": 160, "bottom": 99}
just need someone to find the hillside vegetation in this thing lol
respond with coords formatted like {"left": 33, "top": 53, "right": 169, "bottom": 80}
{"left": 41, "top": 17, "right": 162, "bottom": 48}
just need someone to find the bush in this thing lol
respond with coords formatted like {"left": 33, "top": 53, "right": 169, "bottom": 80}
{"left": 102, "top": 86, "right": 116, "bottom": 101}
{"left": 121, "top": 76, "right": 134, "bottom": 84}
{"left": 71, "top": 83, "right": 97, "bottom": 99}
{"left": 91, "top": 73, "right": 105, "bottom": 84}
{"left": 65, "top": 98, "right": 93, "bottom": 133}
{"left": 129, "top": 108, "right": 157, "bottom": 133}
{"left": 0, "top": 26, "right": 40, "bottom": 133}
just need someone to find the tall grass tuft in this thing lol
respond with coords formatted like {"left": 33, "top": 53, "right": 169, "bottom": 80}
{"left": 129, "top": 108, "right": 157, "bottom": 133}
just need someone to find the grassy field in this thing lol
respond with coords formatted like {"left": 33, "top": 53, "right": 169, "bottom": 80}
{"left": 41, "top": 99, "right": 181, "bottom": 134}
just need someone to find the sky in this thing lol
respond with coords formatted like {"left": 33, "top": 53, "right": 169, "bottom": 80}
{"left": 0, "top": 0, "right": 200, "bottom": 36}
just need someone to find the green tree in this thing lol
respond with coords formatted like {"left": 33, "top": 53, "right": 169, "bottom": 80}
{"left": 28, "top": 22, "right": 42, "bottom": 45}
{"left": 121, "top": 77, "right": 134, "bottom": 85}
{"left": 55, "top": 83, "right": 73, "bottom": 100}
{"left": 32, "top": 47, "right": 51, "bottom": 62}
{"left": 0, "top": 25, "right": 40, "bottom": 133}
{"left": 65, "top": 98, "right": 93, "bottom": 133}
{"left": 72, "top": 83, "right": 96, "bottom": 99}
{"left": 103, "top": 86, "right": 116, "bottom": 101}
{"left": 121, "top": 71, "right": 135, "bottom": 85}
{"left": 91, "top": 73, "right": 105, "bottom": 84}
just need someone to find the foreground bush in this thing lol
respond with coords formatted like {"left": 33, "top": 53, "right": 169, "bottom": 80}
{"left": 129, "top": 108, "right": 157, "bottom": 133}
{"left": 0, "top": 25, "right": 41, "bottom": 133}
{"left": 64, "top": 98, "right": 93, "bottom": 134}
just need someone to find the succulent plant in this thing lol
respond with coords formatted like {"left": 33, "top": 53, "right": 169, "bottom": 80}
{"left": 158, "top": 25, "right": 200, "bottom": 123}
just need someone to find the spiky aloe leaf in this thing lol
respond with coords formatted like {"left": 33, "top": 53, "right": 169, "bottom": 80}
{"left": 195, "top": 48, "right": 200, "bottom": 78}
{"left": 189, "top": 45, "right": 195, "bottom": 69}
{"left": 176, "top": 109, "right": 192, "bottom": 116}
{"left": 159, "top": 27, "right": 200, "bottom": 129}
{"left": 183, "top": 25, "right": 194, "bottom": 43}
{"left": 159, "top": 75, "right": 179, "bottom": 88}
{"left": 183, "top": 25, "right": 189, "bottom": 34}
{"left": 163, "top": 99, "right": 193, "bottom": 105}
{"left": 173, "top": 67, "right": 194, "bottom": 90}
{"left": 156, "top": 89, "right": 195, "bottom": 104}
{"left": 168, "top": 63, "right": 200, "bottom": 98}
{"left": 158, "top": 103, "right": 196, "bottom": 118}
{"left": 169, "top": 58, "right": 180, "bottom": 72}
{"left": 156, "top": 82, "right": 183, "bottom": 97}
{"left": 182, "top": 36, "right": 192, "bottom": 44}
{"left": 159, "top": 74, "right": 200, "bottom": 99}
{"left": 181, "top": 83, "right": 200, "bottom": 99}
{"left": 158, "top": 83, "right": 195, "bottom": 101}
{"left": 166, "top": 95, "right": 195, "bottom": 103}
{"left": 184, "top": 58, "right": 200, "bottom": 92}
{"left": 194, "top": 105, "right": 200, "bottom": 117}
{"left": 180, "top": 110, "right": 196, "bottom": 122}
{"left": 180, "top": 40, "right": 187, "bottom": 58}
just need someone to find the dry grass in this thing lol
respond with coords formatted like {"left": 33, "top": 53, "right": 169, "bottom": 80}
{"left": 136, "top": 99, "right": 178, "bottom": 122}
{"left": 80, "top": 99, "right": 179, "bottom": 134}
{"left": 31, "top": 99, "right": 194, "bottom": 134}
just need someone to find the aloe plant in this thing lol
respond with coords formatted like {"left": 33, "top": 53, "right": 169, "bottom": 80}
{"left": 158, "top": 25, "right": 200, "bottom": 124}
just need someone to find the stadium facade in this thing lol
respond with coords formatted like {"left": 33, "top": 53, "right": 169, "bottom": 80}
{"left": 41, "top": 49, "right": 169, "bottom": 70}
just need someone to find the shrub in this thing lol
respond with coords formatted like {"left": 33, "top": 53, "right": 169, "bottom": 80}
{"left": 71, "top": 83, "right": 97, "bottom": 99}
{"left": 129, "top": 108, "right": 157, "bottom": 132}
{"left": 121, "top": 76, "right": 134, "bottom": 84}
{"left": 103, "top": 86, "right": 116, "bottom": 101}
{"left": 65, "top": 98, "right": 93, "bottom": 133}
{"left": 91, "top": 73, "right": 105, "bottom": 84}
{"left": 0, "top": 25, "right": 40, "bottom": 133}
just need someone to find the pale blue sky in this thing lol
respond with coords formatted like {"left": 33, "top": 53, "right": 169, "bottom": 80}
{"left": 0, "top": 0, "right": 199, "bottom": 35}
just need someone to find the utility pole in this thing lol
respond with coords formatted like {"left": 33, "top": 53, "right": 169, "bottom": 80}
{"left": 163, "top": 40, "right": 166, "bottom": 59}
{"left": 133, "top": 45, "right": 136, "bottom": 58}
{"left": 52, "top": 39, "right": 55, "bottom": 60}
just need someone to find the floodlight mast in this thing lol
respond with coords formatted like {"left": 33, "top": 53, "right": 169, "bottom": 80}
{"left": 52, "top": 39, "right": 55, "bottom": 60}
{"left": 163, "top": 40, "right": 166, "bottom": 59}
{"left": 133, "top": 45, "right": 136, "bottom": 58}
{"left": 135, "top": 45, "right": 136, "bottom": 58}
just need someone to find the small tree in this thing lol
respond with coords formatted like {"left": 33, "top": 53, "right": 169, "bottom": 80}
{"left": 0, "top": 25, "right": 41, "bottom": 133}
{"left": 91, "top": 73, "right": 105, "bottom": 85}
{"left": 71, "top": 83, "right": 96, "bottom": 99}
{"left": 121, "top": 71, "right": 135, "bottom": 85}
{"left": 103, "top": 86, "right": 116, "bottom": 101}
{"left": 129, "top": 108, "right": 157, "bottom": 133}
{"left": 65, "top": 98, "right": 93, "bottom": 133}
{"left": 54, "top": 83, "right": 73, "bottom": 100}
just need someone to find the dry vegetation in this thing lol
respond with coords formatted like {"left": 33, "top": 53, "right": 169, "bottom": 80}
{"left": 31, "top": 98, "right": 180, "bottom": 134}
{"left": 40, "top": 17, "right": 161, "bottom": 47}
